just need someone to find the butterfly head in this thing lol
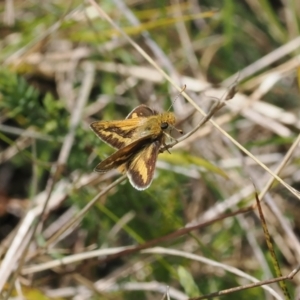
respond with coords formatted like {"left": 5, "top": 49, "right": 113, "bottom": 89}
{"left": 160, "top": 112, "right": 176, "bottom": 129}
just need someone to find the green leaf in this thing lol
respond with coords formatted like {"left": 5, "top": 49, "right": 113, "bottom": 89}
{"left": 159, "top": 151, "right": 228, "bottom": 178}
{"left": 177, "top": 266, "right": 200, "bottom": 297}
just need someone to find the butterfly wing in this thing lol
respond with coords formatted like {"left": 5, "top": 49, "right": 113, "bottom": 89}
{"left": 90, "top": 118, "right": 144, "bottom": 149}
{"left": 126, "top": 104, "right": 156, "bottom": 119}
{"left": 94, "top": 137, "right": 152, "bottom": 172}
{"left": 90, "top": 105, "right": 157, "bottom": 149}
{"left": 126, "top": 140, "right": 161, "bottom": 190}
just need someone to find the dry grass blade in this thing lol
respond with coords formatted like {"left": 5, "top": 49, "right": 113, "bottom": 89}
{"left": 21, "top": 204, "right": 253, "bottom": 275}
{"left": 1, "top": 1, "right": 300, "bottom": 299}
{"left": 223, "top": 35, "right": 300, "bottom": 85}
{"left": 142, "top": 248, "right": 282, "bottom": 300}
{"left": 43, "top": 174, "right": 127, "bottom": 249}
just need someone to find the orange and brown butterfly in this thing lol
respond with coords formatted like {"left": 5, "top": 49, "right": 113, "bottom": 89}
{"left": 90, "top": 105, "right": 182, "bottom": 190}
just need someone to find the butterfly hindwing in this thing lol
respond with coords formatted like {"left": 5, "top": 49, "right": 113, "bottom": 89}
{"left": 126, "top": 140, "right": 161, "bottom": 190}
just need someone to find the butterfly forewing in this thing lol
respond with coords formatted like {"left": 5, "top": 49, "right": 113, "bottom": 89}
{"left": 90, "top": 105, "right": 158, "bottom": 150}
{"left": 90, "top": 119, "right": 139, "bottom": 149}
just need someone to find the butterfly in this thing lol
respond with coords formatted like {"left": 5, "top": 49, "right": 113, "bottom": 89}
{"left": 90, "top": 104, "right": 182, "bottom": 190}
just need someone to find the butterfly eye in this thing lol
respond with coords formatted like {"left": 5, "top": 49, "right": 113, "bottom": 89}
{"left": 161, "top": 122, "right": 168, "bottom": 129}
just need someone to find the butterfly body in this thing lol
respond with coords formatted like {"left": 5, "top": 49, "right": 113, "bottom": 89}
{"left": 90, "top": 105, "right": 178, "bottom": 190}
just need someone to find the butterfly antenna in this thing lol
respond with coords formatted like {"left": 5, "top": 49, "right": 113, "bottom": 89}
{"left": 167, "top": 85, "right": 186, "bottom": 112}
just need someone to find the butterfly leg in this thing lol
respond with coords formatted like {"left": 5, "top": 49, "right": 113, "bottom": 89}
{"left": 160, "top": 141, "right": 171, "bottom": 154}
